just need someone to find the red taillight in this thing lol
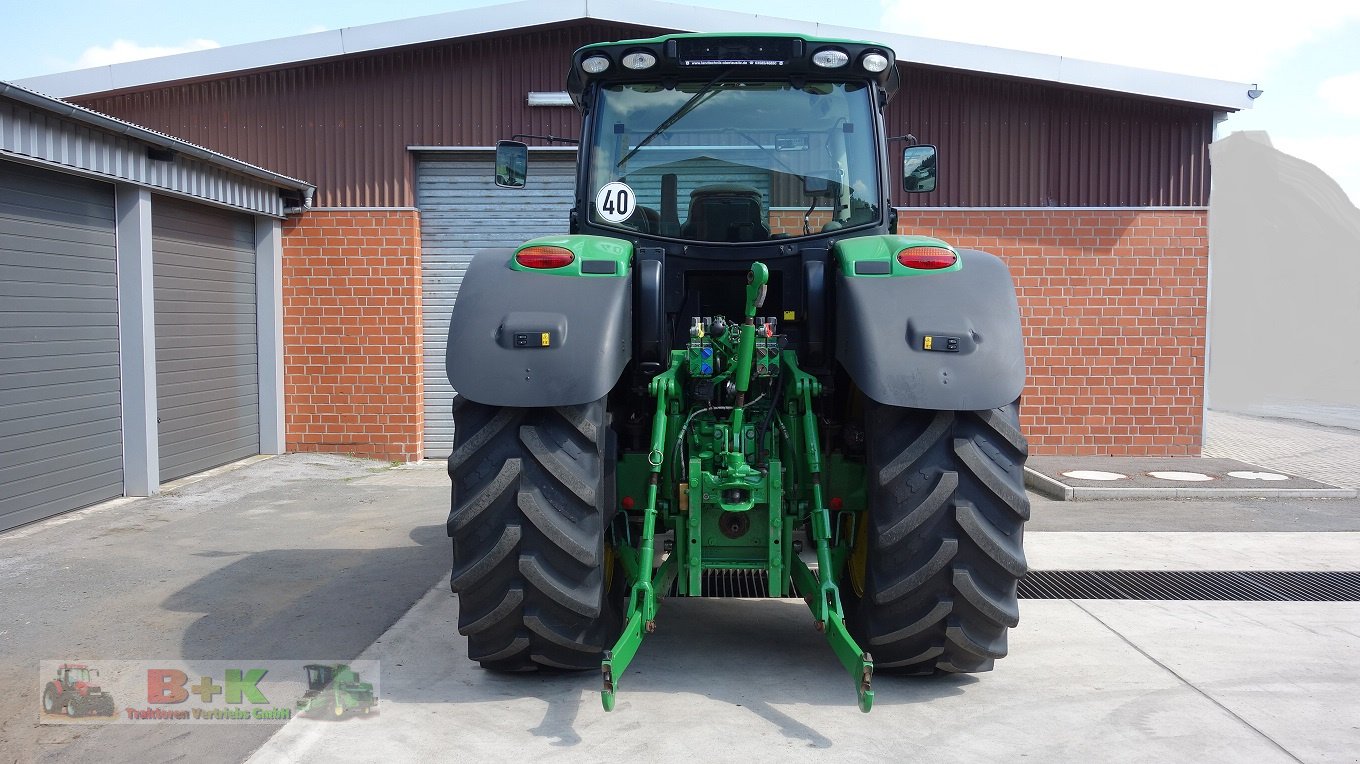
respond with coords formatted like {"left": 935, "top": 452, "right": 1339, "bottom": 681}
{"left": 896, "top": 247, "right": 957, "bottom": 270}
{"left": 515, "top": 246, "right": 575, "bottom": 269}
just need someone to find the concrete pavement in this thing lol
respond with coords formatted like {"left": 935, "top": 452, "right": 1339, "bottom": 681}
{"left": 240, "top": 410, "right": 1360, "bottom": 763}
{"left": 0, "top": 454, "right": 449, "bottom": 764}
{"left": 1025, "top": 531, "right": 1360, "bottom": 570}
{"left": 1022, "top": 410, "right": 1360, "bottom": 500}
{"left": 1204, "top": 410, "right": 1360, "bottom": 490}
{"left": 3, "top": 408, "right": 1360, "bottom": 763}
{"left": 248, "top": 571, "right": 1360, "bottom": 763}
{"left": 1025, "top": 456, "right": 1355, "bottom": 500}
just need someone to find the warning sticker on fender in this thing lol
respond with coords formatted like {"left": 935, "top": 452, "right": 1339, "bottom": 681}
{"left": 595, "top": 182, "right": 636, "bottom": 223}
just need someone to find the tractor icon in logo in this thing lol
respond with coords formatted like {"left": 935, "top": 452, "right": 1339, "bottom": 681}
{"left": 43, "top": 664, "right": 116, "bottom": 717}
{"left": 295, "top": 664, "right": 376, "bottom": 718}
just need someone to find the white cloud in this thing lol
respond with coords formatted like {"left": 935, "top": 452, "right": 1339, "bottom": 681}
{"left": 1318, "top": 71, "right": 1360, "bottom": 118}
{"left": 301, "top": 24, "right": 330, "bottom": 34}
{"left": 74, "top": 38, "right": 220, "bottom": 69}
{"left": 879, "top": 0, "right": 1360, "bottom": 81}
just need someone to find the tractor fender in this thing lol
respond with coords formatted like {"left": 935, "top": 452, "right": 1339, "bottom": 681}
{"left": 445, "top": 249, "right": 632, "bottom": 407}
{"left": 835, "top": 248, "right": 1025, "bottom": 411}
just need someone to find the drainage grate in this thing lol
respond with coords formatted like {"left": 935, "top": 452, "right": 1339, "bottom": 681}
{"left": 1019, "top": 570, "right": 1360, "bottom": 601}
{"left": 663, "top": 569, "right": 1360, "bottom": 601}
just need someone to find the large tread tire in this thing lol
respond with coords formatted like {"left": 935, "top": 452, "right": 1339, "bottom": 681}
{"left": 447, "top": 395, "right": 620, "bottom": 671}
{"left": 845, "top": 400, "right": 1029, "bottom": 674}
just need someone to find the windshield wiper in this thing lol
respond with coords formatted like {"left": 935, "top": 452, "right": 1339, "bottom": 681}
{"left": 616, "top": 68, "right": 732, "bottom": 168}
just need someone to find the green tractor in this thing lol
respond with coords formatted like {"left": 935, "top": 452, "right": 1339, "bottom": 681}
{"left": 295, "top": 664, "right": 377, "bottom": 718}
{"left": 445, "top": 33, "right": 1029, "bottom": 712}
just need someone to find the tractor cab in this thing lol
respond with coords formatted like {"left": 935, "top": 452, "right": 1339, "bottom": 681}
{"left": 498, "top": 34, "right": 936, "bottom": 248}
{"left": 303, "top": 664, "right": 334, "bottom": 691}
{"left": 57, "top": 664, "right": 96, "bottom": 686}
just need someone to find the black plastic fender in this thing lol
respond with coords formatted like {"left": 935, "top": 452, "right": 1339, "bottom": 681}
{"left": 445, "top": 250, "right": 632, "bottom": 407}
{"left": 835, "top": 249, "right": 1025, "bottom": 411}
{"left": 636, "top": 253, "right": 668, "bottom": 373}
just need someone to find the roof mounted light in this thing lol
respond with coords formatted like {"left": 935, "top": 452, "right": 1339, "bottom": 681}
{"left": 811, "top": 48, "right": 849, "bottom": 69}
{"left": 581, "top": 54, "right": 611, "bottom": 74}
{"left": 622, "top": 51, "right": 657, "bottom": 70}
{"left": 861, "top": 52, "right": 890, "bottom": 73}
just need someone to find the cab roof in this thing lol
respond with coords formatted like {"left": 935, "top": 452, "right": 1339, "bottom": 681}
{"left": 566, "top": 33, "right": 901, "bottom": 109}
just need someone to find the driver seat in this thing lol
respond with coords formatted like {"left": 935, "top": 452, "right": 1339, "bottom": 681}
{"left": 681, "top": 184, "right": 768, "bottom": 242}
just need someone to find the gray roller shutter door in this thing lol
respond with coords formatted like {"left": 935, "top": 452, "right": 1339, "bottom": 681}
{"left": 0, "top": 161, "right": 122, "bottom": 531}
{"left": 417, "top": 153, "right": 576, "bottom": 457}
{"left": 153, "top": 196, "right": 259, "bottom": 482}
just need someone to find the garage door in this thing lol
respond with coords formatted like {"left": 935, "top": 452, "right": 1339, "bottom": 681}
{"left": 417, "top": 152, "right": 576, "bottom": 457}
{"left": 153, "top": 196, "right": 259, "bottom": 482}
{"left": 0, "top": 162, "right": 122, "bottom": 531}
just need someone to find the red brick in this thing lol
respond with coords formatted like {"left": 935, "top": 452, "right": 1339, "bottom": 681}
{"left": 897, "top": 208, "right": 1206, "bottom": 456}
{"left": 282, "top": 210, "right": 424, "bottom": 461}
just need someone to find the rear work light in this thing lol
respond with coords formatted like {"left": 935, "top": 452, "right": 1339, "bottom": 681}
{"left": 811, "top": 48, "right": 849, "bottom": 68}
{"left": 516, "top": 246, "right": 575, "bottom": 269}
{"left": 622, "top": 51, "right": 657, "bottom": 70}
{"left": 861, "top": 52, "right": 890, "bottom": 73}
{"left": 897, "top": 247, "right": 957, "bottom": 270}
{"left": 581, "top": 55, "right": 611, "bottom": 74}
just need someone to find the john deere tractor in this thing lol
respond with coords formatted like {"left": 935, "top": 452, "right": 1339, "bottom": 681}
{"left": 445, "top": 33, "right": 1029, "bottom": 712}
{"left": 295, "top": 664, "right": 376, "bottom": 718}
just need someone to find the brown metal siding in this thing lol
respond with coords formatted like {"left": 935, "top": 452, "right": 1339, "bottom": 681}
{"left": 76, "top": 22, "right": 1214, "bottom": 208}
{"left": 76, "top": 22, "right": 665, "bottom": 208}
{"left": 888, "top": 66, "right": 1214, "bottom": 207}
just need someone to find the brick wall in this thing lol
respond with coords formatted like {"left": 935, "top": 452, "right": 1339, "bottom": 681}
{"left": 898, "top": 209, "right": 1207, "bottom": 456}
{"left": 277, "top": 207, "right": 1205, "bottom": 460}
{"left": 281, "top": 210, "right": 424, "bottom": 461}
{"left": 769, "top": 209, "right": 833, "bottom": 236}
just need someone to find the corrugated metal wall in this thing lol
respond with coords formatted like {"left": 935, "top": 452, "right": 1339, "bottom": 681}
{"left": 76, "top": 22, "right": 1215, "bottom": 209}
{"left": 416, "top": 151, "right": 577, "bottom": 457}
{"left": 886, "top": 66, "right": 1214, "bottom": 207}
{"left": 1, "top": 98, "right": 288, "bottom": 216}
{"left": 77, "top": 22, "right": 663, "bottom": 208}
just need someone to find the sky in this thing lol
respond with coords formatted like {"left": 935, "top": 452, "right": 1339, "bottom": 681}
{"left": 2, "top": 0, "right": 1358, "bottom": 205}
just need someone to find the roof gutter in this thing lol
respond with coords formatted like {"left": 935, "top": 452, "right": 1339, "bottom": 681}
{"left": 0, "top": 81, "right": 315, "bottom": 206}
{"left": 11, "top": 0, "right": 1257, "bottom": 112}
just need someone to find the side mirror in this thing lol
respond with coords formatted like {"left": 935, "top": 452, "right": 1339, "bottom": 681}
{"left": 495, "top": 140, "right": 528, "bottom": 188}
{"left": 902, "top": 145, "right": 938, "bottom": 193}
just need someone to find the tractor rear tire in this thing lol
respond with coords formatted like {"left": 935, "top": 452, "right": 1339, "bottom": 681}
{"left": 845, "top": 400, "right": 1029, "bottom": 674}
{"left": 447, "top": 395, "right": 620, "bottom": 671}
